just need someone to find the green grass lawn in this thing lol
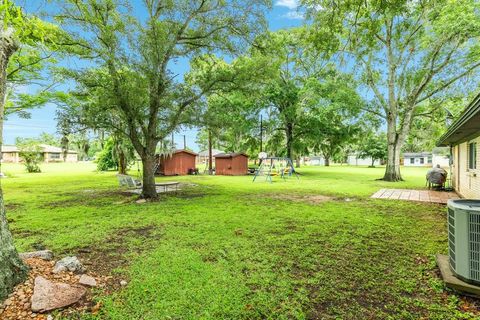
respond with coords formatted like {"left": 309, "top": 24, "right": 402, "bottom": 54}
{"left": 4, "top": 162, "right": 476, "bottom": 319}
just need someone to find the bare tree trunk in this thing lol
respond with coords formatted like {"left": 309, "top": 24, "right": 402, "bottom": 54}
{"left": 382, "top": 107, "right": 410, "bottom": 181}
{"left": 295, "top": 157, "right": 300, "bottom": 168}
{"left": 0, "top": 189, "right": 28, "bottom": 301}
{"left": 208, "top": 130, "right": 213, "bottom": 175}
{"left": 141, "top": 154, "right": 157, "bottom": 199}
{"left": 383, "top": 135, "right": 403, "bottom": 181}
{"left": 0, "top": 26, "right": 28, "bottom": 301}
{"left": 325, "top": 157, "right": 330, "bottom": 166}
{"left": 118, "top": 149, "right": 127, "bottom": 175}
{"left": 286, "top": 123, "right": 293, "bottom": 160}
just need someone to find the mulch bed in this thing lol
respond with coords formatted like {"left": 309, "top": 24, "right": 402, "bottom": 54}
{"left": 0, "top": 258, "right": 106, "bottom": 320}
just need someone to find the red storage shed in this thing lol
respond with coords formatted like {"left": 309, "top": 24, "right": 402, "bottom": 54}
{"left": 214, "top": 153, "right": 249, "bottom": 176}
{"left": 156, "top": 150, "right": 197, "bottom": 176}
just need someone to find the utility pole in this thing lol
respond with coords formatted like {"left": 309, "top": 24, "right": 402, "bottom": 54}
{"left": 183, "top": 135, "right": 186, "bottom": 149}
{"left": 260, "top": 114, "right": 263, "bottom": 153}
{"left": 208, "top": 130, "right": 213, "bottom": 175}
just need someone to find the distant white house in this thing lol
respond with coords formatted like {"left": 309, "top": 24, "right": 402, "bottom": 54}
{"left": 403, "top": 151, "right": 450, "bottom": 167}
{"left": 403, "top": 152, "right": 432, "bottom": 167}
{"left": 1, "top": 144, "right": 78, "bottom": 163}
{"left": 347, "top": 154, "right": 380, "bottom": 166}
{"left": 309, "top": 156, "right": 325, "bottom": 166}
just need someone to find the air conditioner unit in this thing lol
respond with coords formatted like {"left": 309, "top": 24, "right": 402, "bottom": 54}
{"left": 448, "top": 199, "right": 480, "bottom": 285}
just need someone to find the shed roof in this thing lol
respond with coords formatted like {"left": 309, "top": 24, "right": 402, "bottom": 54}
{"left": 173, "top": 149, "right": 198, "bottom": 156}
{"left": 437, "top": 92, "right": 480, "bottom": 146}
{"left": 214, "top": 152, "right": 248, "bottom": 159}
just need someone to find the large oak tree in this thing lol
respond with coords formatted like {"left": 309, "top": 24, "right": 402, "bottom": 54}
{"left": 58, "top": 0, "right": 269, "bottom": 198}
{"left": 306, "top": 0, "right": 480, "bottom": 180}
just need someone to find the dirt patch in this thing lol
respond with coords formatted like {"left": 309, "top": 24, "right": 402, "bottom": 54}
{"left": 39, "top": 190, "right": 135, "bottom": 209}
{"left": 268, "top": 194, "right": 335, "bottom": 204}
{"left": 73, "top": 225, "right": 162, "bottom": 292}
{"left": 12, "top": 229, "right": 41, "bottom": 238}
{"left": 5, "top": 203, "right": 24, "bottom": 211}
{"left": 171, "top": 192, "right": 207, "bottom": 199}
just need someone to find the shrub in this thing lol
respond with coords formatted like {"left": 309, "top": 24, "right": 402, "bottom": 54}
{"left": 17, "top": 141, "right": 43, "bottom": 173}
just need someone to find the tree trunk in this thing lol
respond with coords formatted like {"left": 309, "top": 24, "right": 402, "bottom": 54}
{"left": 286, "top": 123, "right": 293, "bottom": 159}
{"left": 118, "top": 149, "right": 127, "bottom": 175}
{"left": 0, "top": 190, "right": 28, "bottom": 301}
{"left": 208, "top": 130, "right": 213, "bottom": 175}
{"left": 325, "top": 157, "right": 330, "bottom": 166}
{"left": 383, "top": 137, "right": 403, "bottom": 181}
{"left": 0, "top": 26, "right": 28, "bottom": 301}
{"left": 83, "top": 143, "right": 90, "bottom": 161}
{"left": 141, "top": 154, "right": 157, "bottom": 199}
{"left": 295, "top": 157, "right": 300, "bottom": 168}
{"left": 383, "top": 115, "right": 405, "bottom": 181}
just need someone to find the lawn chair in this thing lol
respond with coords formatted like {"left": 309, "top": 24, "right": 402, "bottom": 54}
{"left": 117, "top": 174, "right": 141, "bottom": 188}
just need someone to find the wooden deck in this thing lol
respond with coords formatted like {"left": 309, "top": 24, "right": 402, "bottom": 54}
{"left": 371, "top": 189, "right": 460, "bottom": 204}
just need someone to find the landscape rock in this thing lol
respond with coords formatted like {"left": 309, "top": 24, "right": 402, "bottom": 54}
{"left": 53, "top": 256, "right": 85, "bottom": 274}
{"left": 120, "top": 280, "right": 128, "bottom": 286}
{"left": 79, "top": 274, "right": 97, "bottom": 287}
{"left": 19, "top": 250, "right": 54, "bottom": 261}
{"left": 136, "top": 199, "right": 147, "bottom": 204}
{"left": 30, "top": 276, "right": 86, "bottom": 313}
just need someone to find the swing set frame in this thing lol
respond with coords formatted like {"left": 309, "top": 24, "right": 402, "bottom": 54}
{"left": 252, "top": 157, "right": 299, "bottom": 183}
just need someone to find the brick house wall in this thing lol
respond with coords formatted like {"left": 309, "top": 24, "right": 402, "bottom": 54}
{"left": 2, "top": 152, "right": 19, "bottom": 163}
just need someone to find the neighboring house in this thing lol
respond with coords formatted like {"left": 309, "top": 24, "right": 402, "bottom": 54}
{"left": 403, "top": 152, "right": 433, "bottom": 167}
{"left": 432, "top": 153, "right": 450, "bottom": 168}
{"left": 197, "top": 149, "right": 224, "bottom": 164}
{"left": 156, "top": 149, "right": 197, "bottom": 176}
{"left": 310, "top": 156, "right": 325, "bottom": 166}
{"left": 438, "top": 93, "right": 480, "bottom": 198}
{"left": 1, "top": 144, "right": 78, "bottom": 163}
{"left": 1, "top": 145, "right": 20, "bottom": 163}
{"left": 347, "top": 154, "right": 380, "bottom": 166}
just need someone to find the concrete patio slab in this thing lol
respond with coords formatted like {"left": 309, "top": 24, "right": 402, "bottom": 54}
{"left": 436, "top": 254, "right": 480, "bottom": 297}
{"left": 371, "top": 189, "right": 459, "bottom": 204}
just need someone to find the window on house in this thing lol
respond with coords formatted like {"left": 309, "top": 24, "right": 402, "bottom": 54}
{"left": 410, "top": 158, "right": 414, "bottom": 164}
{"left": 420, "top": 158, "right": 424, "bottom": 164}
{"left": 427, "top": 157, "right": 432, "bottom": 164}
{"left": 50, "top": 153, "right": 61, "bottom": 159}
{"left": 469, "top": 142, "right": 477, "bottom": 170}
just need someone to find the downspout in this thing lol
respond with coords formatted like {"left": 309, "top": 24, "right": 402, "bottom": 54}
{"left": 447, "top": 145, "right": 454, "bottom": 191}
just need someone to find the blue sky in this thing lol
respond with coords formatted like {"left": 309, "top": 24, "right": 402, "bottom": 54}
{"left": 5, "top": 0, "right": 303, "bottom": 151}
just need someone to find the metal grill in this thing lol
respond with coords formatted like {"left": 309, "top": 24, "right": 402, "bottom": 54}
{"left": 469, "top": 212, "right": 480, "bottom": 281}
{"left": 448, "top": 208, "right": 456, "bottom": 270}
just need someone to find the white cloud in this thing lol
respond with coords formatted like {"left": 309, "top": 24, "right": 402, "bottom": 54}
{"left": 275, "top": 0, "right": 299, "bottom": 10}
{"left": 281, "top": 11, "right": 304, "bottom": 20}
